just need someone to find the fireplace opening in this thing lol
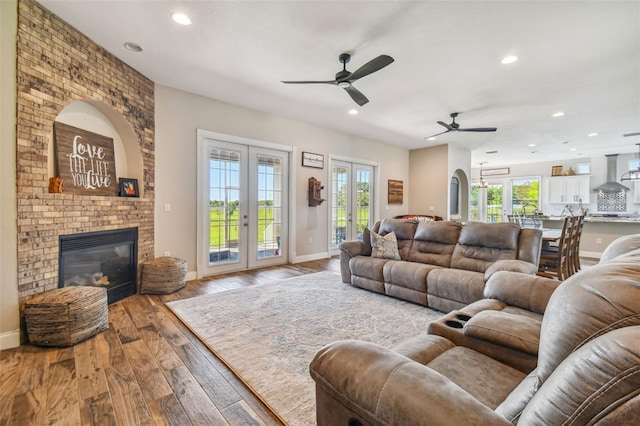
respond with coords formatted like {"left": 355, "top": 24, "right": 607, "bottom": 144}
{"left": 59, "top": 228, "right": 138, "bottom": 304}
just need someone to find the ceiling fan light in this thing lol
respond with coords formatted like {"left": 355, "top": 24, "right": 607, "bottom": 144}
{"left": 337, "top": 81, "right": 351, "bottom": 88}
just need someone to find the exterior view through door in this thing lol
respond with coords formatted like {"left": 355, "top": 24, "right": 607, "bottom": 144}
{"left": 197, "top": 131, "right": 290, "bottom": 278}
{"left": 330, "top": 159, "right": 375, "bottom": 251}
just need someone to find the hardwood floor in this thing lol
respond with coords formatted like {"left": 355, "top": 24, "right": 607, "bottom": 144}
{"left": 0, "top": 258, "right": 341, "bottom": 426}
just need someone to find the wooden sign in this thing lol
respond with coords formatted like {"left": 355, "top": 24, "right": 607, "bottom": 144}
{"left": 388, "top": 179, "right": 403, "bottom": 204}
{"left": 54, "top": 122, "right": 118, "bottom": 196}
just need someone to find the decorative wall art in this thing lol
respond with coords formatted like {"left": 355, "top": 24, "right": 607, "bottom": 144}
{"left": 54, "top": 122, "right": 118, "bottom": 196}
{"left": 388, "top": 179, "right": 403, "bottom": 204}
{"left": 302, "top": 152, "right": 324, "bottom": 169}
{"left": 481, "top": 167, "right": 510, "bottom": 177}
{"left": 119, "top": 178, "right": 139, "bottom": 197}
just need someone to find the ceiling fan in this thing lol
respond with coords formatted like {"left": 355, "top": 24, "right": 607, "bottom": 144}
{"left": 281, "top": 53, "right": 394, "bottom": 106}
{"left": 425, "top": 112, "right": 497, "bottom": 139}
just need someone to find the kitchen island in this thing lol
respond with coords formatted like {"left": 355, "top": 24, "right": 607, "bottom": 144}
{"left": 542, "top": 216, "right": 640, "bottom": 258}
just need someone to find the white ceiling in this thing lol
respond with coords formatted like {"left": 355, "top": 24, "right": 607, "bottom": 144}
{"left": 38, "top": 0, "right": 640, "bottom": 168}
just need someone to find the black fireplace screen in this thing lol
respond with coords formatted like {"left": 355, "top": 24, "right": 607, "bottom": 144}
{"left": 59, "top": 227, "right": 138, "bottom": 304}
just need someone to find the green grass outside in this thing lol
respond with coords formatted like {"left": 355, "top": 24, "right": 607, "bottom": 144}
{"left": 210, "top": 207, "right": 274, "bottom": 248}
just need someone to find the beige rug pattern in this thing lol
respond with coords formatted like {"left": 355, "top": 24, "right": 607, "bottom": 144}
{"left": 166, "top": 271, "right": 442, "bottom": 425}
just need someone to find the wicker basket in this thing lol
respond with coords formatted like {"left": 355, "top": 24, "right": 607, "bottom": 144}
{"left": 24, "top": 286, "right": 109, "bottom": 347}
{"left": 140, "top": 256, "right": 187, "bottom": 294}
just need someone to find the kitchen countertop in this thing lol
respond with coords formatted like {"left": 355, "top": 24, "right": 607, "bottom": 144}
{"left": 544, "top": 216, "right": 640, "bottom": 223}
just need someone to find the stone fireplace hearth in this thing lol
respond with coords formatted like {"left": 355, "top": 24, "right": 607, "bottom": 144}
{"left": 15, "top": 0, "right": 155, "bottom": 303}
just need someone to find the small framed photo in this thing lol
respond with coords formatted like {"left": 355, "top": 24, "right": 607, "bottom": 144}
{"left": 302, "top": 152, "right": 324, "bottom": 169}
{"left": 119, "top": 178, "right": 139, "bottom": 197}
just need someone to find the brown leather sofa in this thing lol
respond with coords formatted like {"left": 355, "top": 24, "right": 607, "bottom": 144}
{"left": 311, "top": 235, "right": 640, "bottom": 425}
{"left": 339, "top": 219, "right": 543, "bottom": 312}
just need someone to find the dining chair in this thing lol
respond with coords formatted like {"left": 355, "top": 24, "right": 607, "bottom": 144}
{"left": 537, "top": 215, "right": 577, "bottom": 280}
{"left": 570, "top": 214, "right": 585, "bottom": 273}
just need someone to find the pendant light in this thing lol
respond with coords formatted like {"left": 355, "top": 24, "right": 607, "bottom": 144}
{"left": 620, "top": 143, "right": 640, "bottom": 182}
{"left": 475, "top": 162, "right": 488, "bottom": 188}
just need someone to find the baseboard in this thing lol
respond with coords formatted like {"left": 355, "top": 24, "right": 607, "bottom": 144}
{"left": 292, "top": 252, "right": 331, "bottom": 264}
{"left": 0, "top": 330, "right": 21, "bottom": 350}
{"left": 186, "top": 271, "right": 197, "bottom": 282}
{"left": 580, "top": 251, "right": 602, "bottom": 259}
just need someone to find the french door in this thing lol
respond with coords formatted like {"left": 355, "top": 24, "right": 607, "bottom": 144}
{"left": 197, "top": 133, "right": 289, "bottom": 277}
{"left": 471, "top": 182, "right": 504, "bottom": 222}
{"left": 330, "top": 160, "right": 375, "bottom": 251}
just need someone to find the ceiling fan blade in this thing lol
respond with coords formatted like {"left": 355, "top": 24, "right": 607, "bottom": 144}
{"left": 343, "top": 85, "right": 369, "bottom": 106}
{"left": 457, "top": 127, "right": 497, "bottom": 132}
{"left": 424, "top": 130, "right": 450, "bottom": 139}
{"left": 624, "top": 132, "right": 640, "bottom": 137}
{"left": 437, "top": 121, "right": 454, "bottom": 131}
{"left": 281, "top": 80, "right": 337, "bottom": 85}
{"left": 348, "top": 55, "right": 394, "bottom": 81}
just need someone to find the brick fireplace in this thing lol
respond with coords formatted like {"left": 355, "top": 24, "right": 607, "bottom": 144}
{"left": 15, "top": 0, "right": 155, "bottom": 302}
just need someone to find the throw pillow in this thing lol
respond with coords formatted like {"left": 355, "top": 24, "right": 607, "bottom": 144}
{"left": 370, "top": 230, "right": 401, "bottom": 260}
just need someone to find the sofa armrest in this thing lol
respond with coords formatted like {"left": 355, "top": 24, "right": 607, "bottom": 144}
{"left": 464, "top": 311, "right": 541, "bottom": 356}
{"left": 339, "top": 240, "right": 368, "bottom": 284}
{"left": 484, "top": 259, "right": 538, "bottom": 280}
{"left": 484, "top": 271, "right": 559, "bottom": 314}
{"left": 310, "top": 339, "right": 511, "bottom": 426}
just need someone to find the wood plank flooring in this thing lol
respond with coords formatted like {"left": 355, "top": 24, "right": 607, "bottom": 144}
{"left": 0, "top": 258, "right": 340, "bottom": 426}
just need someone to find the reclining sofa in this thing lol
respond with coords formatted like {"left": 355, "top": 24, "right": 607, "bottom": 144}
{"left": 311, "top": 234, "right": 640, "bottom": 425}
{"left": 340, "top": 218, "right": 543, "bottom": 312}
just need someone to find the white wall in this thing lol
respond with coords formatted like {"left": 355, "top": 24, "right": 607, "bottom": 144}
{"left": 154, "top": 85, "right": 410, "bottom": 273}
{"left": 0, "top": 0, "right": 20, "bottom": 349}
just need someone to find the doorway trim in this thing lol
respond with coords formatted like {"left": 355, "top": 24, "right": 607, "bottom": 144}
{"left": 196, "top": 129, "right": 296, "bottom": 278}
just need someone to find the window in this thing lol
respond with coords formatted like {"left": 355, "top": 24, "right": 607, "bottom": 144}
{"left": 511, "top": 178, "right": 540, "bottom": 215}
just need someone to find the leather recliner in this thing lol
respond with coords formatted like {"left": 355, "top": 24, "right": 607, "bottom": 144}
{"left": 310, "top": 238, "right": 640, "bottom": 425}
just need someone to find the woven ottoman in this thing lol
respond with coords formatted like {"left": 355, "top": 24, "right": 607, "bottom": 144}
{"left": 141, "top": 256, "right": 187, "bottom": 294}
{"left": 24, "top": 286, "right": 109, "bottom": 347}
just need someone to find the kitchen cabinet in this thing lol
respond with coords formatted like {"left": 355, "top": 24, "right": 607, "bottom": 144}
{"left": 634, "top": 181, "right": 640, "bottom": 203}
{"left": 547, "top": 176, "right": 590, "bottom": 204}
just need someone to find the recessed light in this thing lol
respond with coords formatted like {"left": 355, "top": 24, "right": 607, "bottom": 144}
{"left": 588, "top": 132, "right": 598, "bottom": 137}
{"left": 124, "top": 42, "right": 142, "bottom": 52}
{"left": 570, "top": 147, "right": 578, "bottom": 151}
{"left": 528, "top": 143, "right": 536, "bottom": 147}
{"left": 501, "top": 55, "right": 518, "bottom": 64}
{"left": 427, "top": 137, "right": 436, "bottom": 141}
{"left": 172, "top": 12, "right": 192, "bottom": 25}
{"left": 348, "top": 109, "right": 358, "bottom": 115}
{"left": 552, "top": 112, "right": 565, "bottom": 117}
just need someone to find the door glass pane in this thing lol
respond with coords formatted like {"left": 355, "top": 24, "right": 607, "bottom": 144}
{"left": 257, "top": 154, "right": 282, "bottom": 258}
{"left": 331, "top": 166, "right": 348, "bottom": 249}
{"left": 209, "top": 148, "right": 240, "bottom": 264}
{"left": 487, "top": 183, "right": 503, "bottom": 223}
{"left": 355, "top": 168, "right": 371, "bottom": 241}
{"left": 470, "top": 186, "right": 480, "bottom": 221}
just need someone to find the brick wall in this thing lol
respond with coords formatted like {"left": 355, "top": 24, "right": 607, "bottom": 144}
{"left": 16, "top": 0, "right": 155, "bottom": 300}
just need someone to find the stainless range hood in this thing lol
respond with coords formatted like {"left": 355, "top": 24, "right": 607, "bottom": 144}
{"left": 593, "top": 154, "right": 630, "bottom": 192}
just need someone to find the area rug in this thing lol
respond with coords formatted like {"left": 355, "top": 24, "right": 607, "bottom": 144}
{"left": 166, "top": 271, "right": 442, "bottom": 425}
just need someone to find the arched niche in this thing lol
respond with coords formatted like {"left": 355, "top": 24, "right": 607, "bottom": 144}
{"left": 450, "top": 168, "right": 469, "bottom": 221}
{"left": 49, "top": 100, "right": 144, "bottom": 196}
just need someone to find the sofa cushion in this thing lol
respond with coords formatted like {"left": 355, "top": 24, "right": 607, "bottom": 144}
{"left": 463, "top": 311, "right": 541, "bottom": 356}
{"left": 370, "top": 230, "right": 401, "bottom": 260}
{"left": 427, "top": 268, "right": 486, "bottom": 311}
{"left": 450, "top": 222, "right": 520, "bottom": 273}
{"left": 377, "top": 219, "right": 418, "bottom": 260}
{"left": 407, "top": 221, "right": 462, "bottom": 267}
{"left": 349, "top": 256, "right": 390, "bottom": 282}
